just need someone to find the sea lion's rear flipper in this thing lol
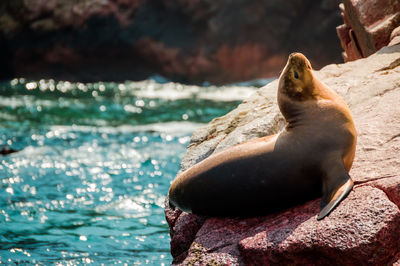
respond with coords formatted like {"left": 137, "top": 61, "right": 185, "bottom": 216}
{"left": 318, "top": 161, "right": 354, "bottom": 220}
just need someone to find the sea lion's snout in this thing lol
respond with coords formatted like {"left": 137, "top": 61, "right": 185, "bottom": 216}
{"left": 278, "top": 52, "right": 316, "bottom": 101}
{"left": 289, "top": 52, "right": 301, "bottom": 59}
{"left": 288, "top": 52, "right": 312, "bottom": 70}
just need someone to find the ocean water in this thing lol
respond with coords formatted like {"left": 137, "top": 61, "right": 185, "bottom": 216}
{"left": 0, "top": 78, "right": 261, "bottom": 265}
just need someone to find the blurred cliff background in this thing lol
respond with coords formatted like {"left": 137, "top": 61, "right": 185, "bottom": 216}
{"left": 0, "top": 0, "right": 344, "bottom": 84}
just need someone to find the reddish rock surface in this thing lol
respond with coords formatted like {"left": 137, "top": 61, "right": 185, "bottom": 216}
{"left": 165, "top": 43, "right": 400, "bottom": 264}
{"left": 239, "top": 186, "right": 400, "bottom": 265}
{"left": 0, "top": 0, "right": 343, "bottom": 83}
{"left": 337, "top": 0, "right": 400, "bottom": 61}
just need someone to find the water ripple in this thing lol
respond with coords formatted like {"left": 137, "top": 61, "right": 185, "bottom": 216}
{"left": 0, "top": 78, "right": 256, "bottom": 264}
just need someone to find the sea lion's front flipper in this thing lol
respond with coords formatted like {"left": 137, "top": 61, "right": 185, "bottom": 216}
{"left": 318, "top": 161, "right": 354, "bottom": 220}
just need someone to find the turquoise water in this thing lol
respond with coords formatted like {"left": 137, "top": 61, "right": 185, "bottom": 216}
{"left": 0, "top": 78, "right": 258, "bottom": 264}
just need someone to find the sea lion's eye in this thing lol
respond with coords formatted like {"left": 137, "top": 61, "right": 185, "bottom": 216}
{"left": 294, "top": 71, "right": 299, "bottom": 79}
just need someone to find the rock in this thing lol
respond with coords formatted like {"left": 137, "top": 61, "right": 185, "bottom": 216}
{"left": 239, "top": 187, "right": 400, "bottom": 265}
{"left": 336, "top": 0, "right": 400, "bottom": 61}
{"left": 165, "top": 43, "right": 400, "bottom": 264}
{"left": 368, "top": 176, "right": 400, "bottom": 208}
{"left": 0, "top": 146, "right": 19, "bottom": 155}
{"left": 0, "top": 0, "right": 343, "bottom": 84}
{"left": 169, "top": 213, "right": 206, "bottom": 260}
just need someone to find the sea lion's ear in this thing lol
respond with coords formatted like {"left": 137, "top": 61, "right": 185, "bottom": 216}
{"left": 318, "top": 160, "right": 354, "bottom": 220}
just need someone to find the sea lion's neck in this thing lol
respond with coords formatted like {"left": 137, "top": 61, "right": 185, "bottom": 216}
{"left": 278, "top": 94, "right": 309, "bottom": 128}
{"left": 278, "top": 90, "right": 341, "bottom": 130}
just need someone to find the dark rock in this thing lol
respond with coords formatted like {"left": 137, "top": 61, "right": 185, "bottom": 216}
{"left": 1, "top": 0, "right": 343, "bottom": 84}
{"left": 0, "top": 146, "right": 19, "bottom": 155}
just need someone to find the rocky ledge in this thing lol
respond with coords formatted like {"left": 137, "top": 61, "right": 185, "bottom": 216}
{"left": 165, "top": 41, "right": 400, "bottom": 264}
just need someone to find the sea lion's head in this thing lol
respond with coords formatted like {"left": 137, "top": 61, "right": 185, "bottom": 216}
{"left": 278, "top": 53, "right": 314, "bottom": 101}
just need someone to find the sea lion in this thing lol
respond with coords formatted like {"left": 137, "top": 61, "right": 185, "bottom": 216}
{"left": 168, "top": 53, "right": 357, "bottom": 220}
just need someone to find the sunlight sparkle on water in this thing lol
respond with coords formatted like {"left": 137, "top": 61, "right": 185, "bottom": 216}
{"left": 0, "top": 78, "right": 258, "bottom": 264}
